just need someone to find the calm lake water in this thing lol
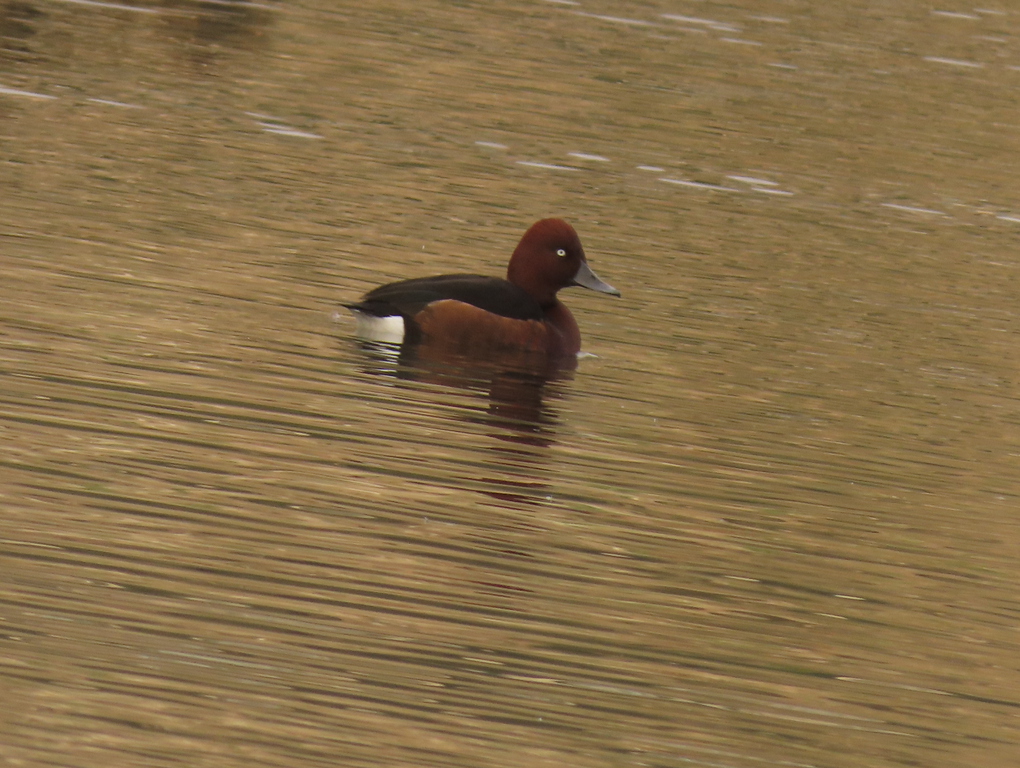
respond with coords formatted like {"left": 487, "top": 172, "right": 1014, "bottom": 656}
{"left": 2, "top": 1, "right": 1018, "bottom": 766}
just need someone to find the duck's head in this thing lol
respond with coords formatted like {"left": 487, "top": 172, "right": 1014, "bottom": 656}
{"left": 506, "top": 218, "right": 620, "bottom": 307}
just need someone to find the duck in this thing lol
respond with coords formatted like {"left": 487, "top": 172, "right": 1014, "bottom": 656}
{"left": 344, "top": 218, "right": 619, "bottom": 359}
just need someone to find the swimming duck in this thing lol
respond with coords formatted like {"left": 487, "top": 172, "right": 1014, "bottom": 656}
{"left": 345, "top": 218, "right": 619, "bottom": 358}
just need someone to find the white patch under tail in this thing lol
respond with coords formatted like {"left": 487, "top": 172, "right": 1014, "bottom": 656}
{"left": 349, "top": 310, "right": 406, "bottom": 345}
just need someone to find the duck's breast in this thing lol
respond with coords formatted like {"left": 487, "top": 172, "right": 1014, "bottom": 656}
{"left": 414, "top": 300, "right": 553, "bottom": 354}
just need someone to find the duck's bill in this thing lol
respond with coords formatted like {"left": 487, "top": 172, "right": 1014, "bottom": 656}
{"left": 572, "top": 261, "right": 620, "bottom": 296}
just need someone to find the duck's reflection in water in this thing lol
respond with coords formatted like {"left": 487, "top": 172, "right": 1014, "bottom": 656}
{"left": 352, "top": 340, "right": 575, "bottom": 506}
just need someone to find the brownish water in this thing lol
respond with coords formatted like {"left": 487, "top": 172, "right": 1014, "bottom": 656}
{"left": 1, "top": 1, "right": 1018, "bottom": 766}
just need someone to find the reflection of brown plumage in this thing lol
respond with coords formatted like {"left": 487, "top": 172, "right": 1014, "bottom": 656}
{"left": 354, "top": 336, "right": 570, "bottom": 451}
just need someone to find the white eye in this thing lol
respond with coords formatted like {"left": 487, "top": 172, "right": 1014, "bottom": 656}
{"left": 556, "top": 248, "right": 567, "bottom": 257}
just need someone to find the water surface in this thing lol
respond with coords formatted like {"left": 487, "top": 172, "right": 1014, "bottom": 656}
{"left": 1, "top": 1, "right": 1018, "bottom": 767}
